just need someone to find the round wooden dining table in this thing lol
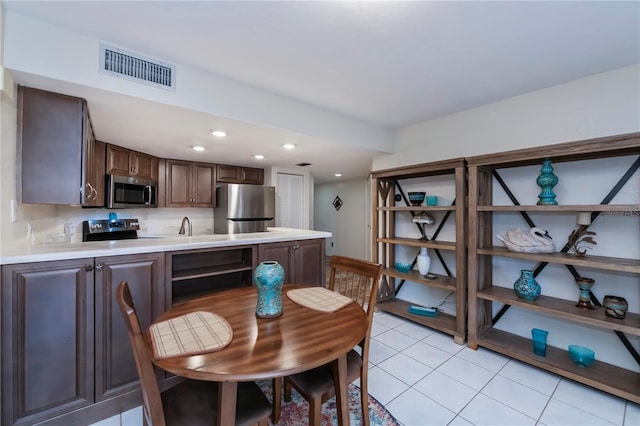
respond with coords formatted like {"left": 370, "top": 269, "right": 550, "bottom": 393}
{"left": 146, "top": 284, "right": 367, "bottom": 425}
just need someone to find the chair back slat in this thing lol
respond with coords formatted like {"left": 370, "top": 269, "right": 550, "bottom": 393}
{"left": 116, "top": 281, "right": 166, "bottom": 426}
{"left": 328, "top": 255, "right": 383, "bottom": 346}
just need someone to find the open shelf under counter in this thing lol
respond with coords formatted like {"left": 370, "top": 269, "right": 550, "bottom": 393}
{"left": 475, "top": 328, "right": 639, "bottom": 404}
{"left": 477, "top": 204, "right": 640, "bottom": 212}
{"left": 382, "top": 268, "right": 457, "bottom": 291}
{"left": 478, "top": 286, "right": 640, "bottom": 336}
{"left": 478, "top": 247, "right": 640, "bottom": 274}
{"left": 171, "top": 263, "right": 253, "bottom": 281}
{"left": 377, "top": 237, "right": 457, "bottom": 251}
{"left": 376, "top": 297, "right": 464, "bottom": 344}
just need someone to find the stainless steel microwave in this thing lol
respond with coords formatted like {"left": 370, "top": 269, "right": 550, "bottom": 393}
{"left": 107, "top": 174, "right": 157, "bottom": 208}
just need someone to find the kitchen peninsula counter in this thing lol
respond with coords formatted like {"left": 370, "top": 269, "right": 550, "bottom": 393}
{"left": 0, "top": 227, "right": 331, "bottom": 265}
{"left": 1, "top": 227, "right": 330, "bottom": 426}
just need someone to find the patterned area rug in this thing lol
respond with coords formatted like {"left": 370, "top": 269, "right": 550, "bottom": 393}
{"left": 257, "top": 380, "right": 400, "bottom": 426}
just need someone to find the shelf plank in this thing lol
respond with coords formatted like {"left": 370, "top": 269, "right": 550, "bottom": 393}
{"left": 478, "top": 247, "right": 640, "bottom": 273}
{"left": 376, "top": 298, "right": 464, "bottom": 343}
{"left": 382, "top": 268, "right": 457, "bottom": 291}
{"left": 478, "top": 287, "right": 640, "bottom": 336}
{"left": 378, "top": 206, "right": 456, "bottom": 212}
{"left": 172, "top": 263, "right": 253, "bottom": 281}
{"left": 474, "top": 328, "right": 639, "bottom": 404}
{"left": 477, "top": 204, "right": 640, "bottom": 212}
{"left": 465, "top": 133, "right": 640, "bottom": 167}
{"left": 377, "top": 237, "right": 456, "bottom": 251}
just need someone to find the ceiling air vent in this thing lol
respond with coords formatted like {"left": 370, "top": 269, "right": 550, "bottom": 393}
{"left": 99, "top": 43, "right": 176, "bottom": 91}
{"left": 296, "top": 162, "right": 312, "bottom": 167}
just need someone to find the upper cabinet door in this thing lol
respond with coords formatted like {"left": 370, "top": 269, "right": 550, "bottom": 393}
{"left": 192, "top": 162, "right": 215, "bottom": 207}
{"left": 133, "top": 152, "right": 158, "bottom": 181}
{"left": 165, "top": 159, "right": 193, "bottom": 207}
{"left": 18, "top": 86, "right": 95, "bottom": 205}
{"left": 105, "top": 144, "right": 131, "bottom": 176}
{"left": 217, "top": 164, "right": 264, "bottom": 185}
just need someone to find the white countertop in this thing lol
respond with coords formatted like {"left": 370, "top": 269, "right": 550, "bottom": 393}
{"left": 0, "top": 228, "right": 332, "bottom": 265}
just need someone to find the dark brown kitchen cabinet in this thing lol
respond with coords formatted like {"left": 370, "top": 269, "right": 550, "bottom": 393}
{"left": 217, "top": 164, "right": 264, "bottom": 185}
{"left": 94, "top": 253, "right": 165, "bottom": 402}
{"left": 17, "top": 86, "right": 105, "bottom": 206}
{"left": 258, "top": 239, "right": 325, "bottom": 286}
{"left": 106, "top": 144, "right": 158, "bottom": 181}
{"left": 1, "top": 258, "right": 95, "bottom": 426}
{"left": 165, "top": 159, "right": 216, "bottom": 207}
{"left": 1, "top": 253, "right": 165, "bottom": 426}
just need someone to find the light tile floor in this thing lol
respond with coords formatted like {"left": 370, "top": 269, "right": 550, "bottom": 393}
{"left": 91, "top": 311, "right": 639, "bottom": 426}
{"left": 370, "top": 312, "right": 639, "bottom": 426}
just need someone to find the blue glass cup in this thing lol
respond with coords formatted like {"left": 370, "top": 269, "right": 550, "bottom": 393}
{"left": 532, "top": 328, "right": 548, "bottom": 356}
{"left": 426, "top": 195, "right": 438, "bottom": 206}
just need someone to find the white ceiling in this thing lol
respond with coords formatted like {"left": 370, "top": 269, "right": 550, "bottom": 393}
{"left": 3, "top": 1, "right": 639, "bottom": 183}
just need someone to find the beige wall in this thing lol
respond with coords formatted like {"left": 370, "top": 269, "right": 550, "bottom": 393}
{"left": 374, "top": 64, "right": 640, "bottom": 172}
{"left": 314, "top": 178, "right": 370, "bottom": 260}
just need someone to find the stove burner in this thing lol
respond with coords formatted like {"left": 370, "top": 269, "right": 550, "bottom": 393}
{"left": 82, "top": 219, "right": 140, "bottom": 242}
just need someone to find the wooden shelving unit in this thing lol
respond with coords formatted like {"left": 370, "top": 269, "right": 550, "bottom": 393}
{"left": 467, "top": 132, "right": 640, "bottom": 403}
{"left": 372, "top": 158, "right": 467, "bottom": 344}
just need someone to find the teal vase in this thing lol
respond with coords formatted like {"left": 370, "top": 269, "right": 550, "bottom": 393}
{"left": 536, "top": 158, "right": 559, "bottom": 205}
{"left": 513, "top": 270, "right": 541, "bottom": 301}
{"left": 254, "top": 261, "right": 285, "bottom": 318}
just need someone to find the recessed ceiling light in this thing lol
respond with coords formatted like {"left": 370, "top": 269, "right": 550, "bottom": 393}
{"left": 283, "top": 143, "right": 296, "bottom": 150}
{"left": 192, "top": 145, "right": 205, "bottom": 151}
{"left": 254, "top": 154, "right": 265, "bottom": 160}
{"left": 335, "top": 173, "right": 342, "bottom": 177}
{"left": 209, "top": 130, "right": 227, "bottom": 138}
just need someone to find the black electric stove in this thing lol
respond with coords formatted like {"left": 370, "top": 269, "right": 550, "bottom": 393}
{"left": 82, "top": 219, "right": 140, "bottom": 242}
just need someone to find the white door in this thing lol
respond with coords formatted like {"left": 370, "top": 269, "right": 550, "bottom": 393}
{"left": 276, "top": 172, "right": 304, "bottom": 229}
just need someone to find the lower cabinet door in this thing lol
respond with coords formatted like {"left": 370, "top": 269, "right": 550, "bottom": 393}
{"left": 94, "top": 253, "right": 165, "bottom": 401}
{"left": 258, "top": 241, "right": 296, "bottom": 283}
{"left": 1, "top": 258, "right": 95, "bottom": 426}
{"left": 294, "top": 239, "right": 326, "bottom": 286}
{"left": 258, "top": 239, "right": 325, "bottom": 286}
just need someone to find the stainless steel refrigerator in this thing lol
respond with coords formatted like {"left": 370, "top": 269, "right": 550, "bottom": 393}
{"left": 214, "top": 184, "right": 276, "bottom": 234}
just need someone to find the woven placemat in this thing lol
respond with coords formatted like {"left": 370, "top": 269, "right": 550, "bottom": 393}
{"left": 149, "top": 311, "right": 233, "bottom": 359}
{"left": 287, "top": 287, "right": 353, "bottom": 313}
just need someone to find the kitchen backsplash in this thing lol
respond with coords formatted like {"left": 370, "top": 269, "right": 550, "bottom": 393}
{"left": 3, "top": 203, "right": 216, "bottom": 248}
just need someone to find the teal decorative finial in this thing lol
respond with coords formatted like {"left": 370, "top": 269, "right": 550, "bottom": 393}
{"left": 536, "top": 158, "right": 558, "bottom": 205}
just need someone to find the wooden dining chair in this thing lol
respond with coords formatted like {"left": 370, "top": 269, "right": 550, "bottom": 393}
{"left": 277, "top": 255, "right": 383, "bottom": 426}
{"left": 116, "top": 281, "right": 272, "bottom": 426}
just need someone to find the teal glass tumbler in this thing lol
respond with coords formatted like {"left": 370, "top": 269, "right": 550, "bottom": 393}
{"left": 532, "top": 328, "right": 548, "bottom": 356}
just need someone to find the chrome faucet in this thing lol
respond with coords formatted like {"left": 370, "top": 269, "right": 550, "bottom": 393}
{"left": 178, "top": 216, "right": 192, "bottom": 236}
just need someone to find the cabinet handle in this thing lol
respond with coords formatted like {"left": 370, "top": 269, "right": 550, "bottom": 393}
{"left": 85, "top": 264, "right": 94, "bottom": 272}
{"left": 85, "top": 182, "right": 93, "bottom": 200}
{"left": 292, "top": 243, "right": 300, "bottom": 251}
{"left": 91, "top": 186, "right": 98, "bottom": 200}
{"left": 95, "top": 263, "right": 104, "bottom": 271}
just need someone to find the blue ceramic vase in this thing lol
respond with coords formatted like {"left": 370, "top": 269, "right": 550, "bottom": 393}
{"left": 513, "top": 270, "right": 541, "bottom": 301}
{"left": 536, "top": 158, "right": 559, "bottom": 205}
{"left": 254, "top": 261, "right": 285, "bottom": 318}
